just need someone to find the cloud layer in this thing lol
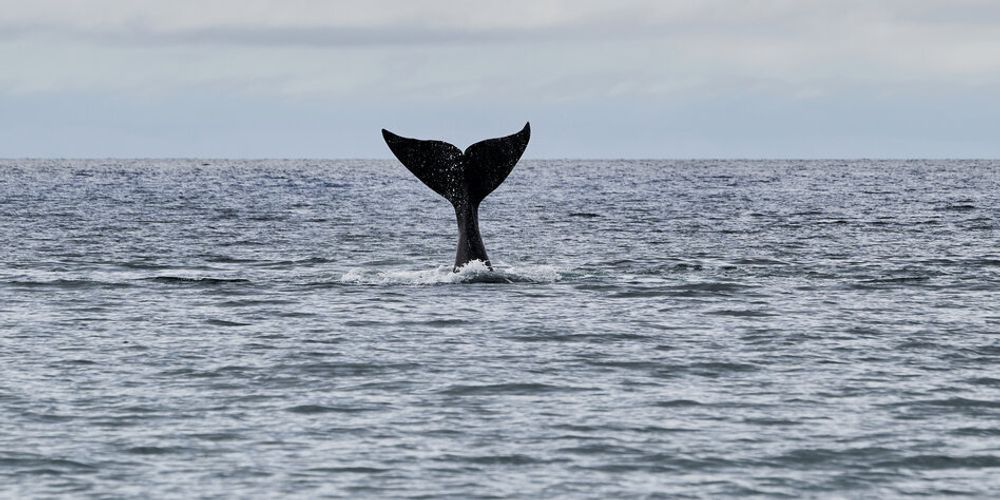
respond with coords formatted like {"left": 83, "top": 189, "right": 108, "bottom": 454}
{"left": 1, "top": 1, "right": 998, "bottom": 156}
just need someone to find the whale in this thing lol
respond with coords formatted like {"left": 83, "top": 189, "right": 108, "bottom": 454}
{"left": 382, "top": 122, "right": 530, "bottom": 272}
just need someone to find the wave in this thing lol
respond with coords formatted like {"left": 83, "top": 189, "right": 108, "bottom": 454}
{"left": 437, "top": 382, "right": 593, "bottom": 396}
{"left": 144, "top": 276, "right": 251, "bottom": 285}
{"left": 3, "top": 278, "right": 134, "bottom": 289}
{"left": 339, "top": 260, "right": 562, "bottom": 285}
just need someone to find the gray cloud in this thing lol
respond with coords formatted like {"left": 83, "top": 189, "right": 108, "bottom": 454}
{"left": 1, "top": 0, "right": 999, "bottom": 157}
{"left": 0, "top": 3, "right": 694, "bottom": 48}
{"left": 0, "top": 0, "right": 993, "bottom": 49}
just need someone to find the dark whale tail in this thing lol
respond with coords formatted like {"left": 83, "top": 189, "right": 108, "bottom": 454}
{"left": 382, "top": 122, "right": 530, "bottom": 271}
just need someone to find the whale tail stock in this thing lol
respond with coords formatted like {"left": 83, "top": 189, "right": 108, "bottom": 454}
{"left": 381, "top": 122, "right": 531, "bottom": 272}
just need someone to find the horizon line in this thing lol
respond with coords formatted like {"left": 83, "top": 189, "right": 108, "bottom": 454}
{"left": 3, "top": 157, "right": 999, "bottom": 162}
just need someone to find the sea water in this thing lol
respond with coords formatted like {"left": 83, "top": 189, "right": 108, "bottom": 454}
{"left": 1, "top": 159, "right": 998, "bottom": 497}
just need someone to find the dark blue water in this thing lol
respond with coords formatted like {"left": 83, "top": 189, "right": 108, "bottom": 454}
{"left": 1, "top": 159, "right": 999, "bottom": 497}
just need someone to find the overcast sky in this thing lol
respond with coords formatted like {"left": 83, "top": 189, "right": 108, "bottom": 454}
{"left": 2, "top": 0, "right": 999, "bottom": 158}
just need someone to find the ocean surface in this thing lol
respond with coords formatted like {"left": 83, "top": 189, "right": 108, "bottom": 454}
{"left": 1, "top": 159, "right": 999, "bottom": 498}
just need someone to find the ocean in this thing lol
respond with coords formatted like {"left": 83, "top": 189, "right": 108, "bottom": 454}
{"left": 1, "top": 159, "right": 999, "bottom": 497}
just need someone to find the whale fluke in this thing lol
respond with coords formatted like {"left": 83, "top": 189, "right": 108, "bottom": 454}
{"left": 382, "top": 122, "right": 530, "bottom": 271}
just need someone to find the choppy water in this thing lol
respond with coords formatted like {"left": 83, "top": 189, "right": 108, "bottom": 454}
{"left": 1, "top": 159, "right": 999, "bottom": 498}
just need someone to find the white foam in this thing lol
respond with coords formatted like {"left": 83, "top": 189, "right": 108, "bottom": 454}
{"left": 339, "top": 260, "right": 562, "bottom": 285}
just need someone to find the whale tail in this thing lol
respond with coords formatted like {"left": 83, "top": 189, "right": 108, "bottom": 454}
{"left": 381, "top": 122, "right": 531, "bottom": 271}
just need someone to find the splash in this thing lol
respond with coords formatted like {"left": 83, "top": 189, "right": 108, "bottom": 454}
{"left": 339, "top": 260, "right": 561, "bottom": 285}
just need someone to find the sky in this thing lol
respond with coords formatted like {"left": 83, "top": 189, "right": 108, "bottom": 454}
{"left": 1, "top": 0, "right": 999, "bottom": 158}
